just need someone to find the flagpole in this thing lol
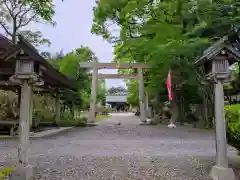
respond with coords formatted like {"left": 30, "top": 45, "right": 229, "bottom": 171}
{"left": 166, "top": 69, "right": 176, "bottom": 128}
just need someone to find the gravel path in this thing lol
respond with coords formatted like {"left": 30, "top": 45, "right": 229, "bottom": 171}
{"left": 0, "top": 113, "right": 238, "bottom": 180}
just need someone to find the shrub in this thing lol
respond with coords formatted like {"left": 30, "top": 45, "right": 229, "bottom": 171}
{"left": 75, "top": 117, "right": 87, "bottom": 127}
{"left": 33, "top": 95, "right": 55, "bottom": 122}
{"left": 185, "top": 112, "right": 198, "bottom": 123}
{"left": 60, "top": 111, "right": 74, "bottom": 121}
{"left": 102, "top": 108, "right": 112, "bottom": 115}
{"left": 225, "top": 104, "right": 240, "bottom": 152}
{"left": 149, "top": 119, "right": 159, "bottom": 125}
{"left": 34, "top": 109, "right": 54, "bottom": 122}
{"left": 0, "top": 91, "right": 18, "bottom": 121}
{"left": 57, "top": 117, "right": 87, "bottom": 127}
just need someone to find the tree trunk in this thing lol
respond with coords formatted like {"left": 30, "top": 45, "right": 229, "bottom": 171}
{"left": 170, "top": 86, "right": 179, "bottom": 124}
{"left": 206, "top": 85, "right": 214, "bottom": 129}
{"left": 203, "top": 94, "right": 209, "bottom": 127}
{"left": 70, "top": 102, "right": 74, "bottom": 118}
{"left": 171, "top": 99, "right": 179, "bottom": 123}
{"left": 12, "top": 19, "right": 17, "bottom": 44}
{"left": 178, "top": 94, "right": 185, "bottom": 123}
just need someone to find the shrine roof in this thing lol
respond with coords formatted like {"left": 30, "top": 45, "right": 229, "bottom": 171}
{"left": 0, "top": 34, "right": 77, "bottom": 91}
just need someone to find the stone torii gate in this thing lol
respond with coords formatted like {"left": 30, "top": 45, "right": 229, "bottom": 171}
{"left": 80, "top": 62, "right": 150, "bottom": 123}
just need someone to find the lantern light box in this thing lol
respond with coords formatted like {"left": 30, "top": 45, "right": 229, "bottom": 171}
{"left": 195, "top": 35, "right": 240, "bottom": 81}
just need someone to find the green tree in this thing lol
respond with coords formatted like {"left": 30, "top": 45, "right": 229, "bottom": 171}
{"left": 0, "top": 0, "right": 54, "bottom": 44}
{"left": 53, "top": 46, "right": 106, "bottom": 110}
{"left": 97, "top": 79, "right": 106, "bottom": 105}
{"left": 92, "top": 0, "right": 240, "bottom": 125}
{"left": 107, "top": 86, "right": 127, "bottom": 95}
{"left": 23, "top": 0, "right": 55, "bottom": 21}
{"left": 126, "top": 80, "right": 139, "bottom": 106}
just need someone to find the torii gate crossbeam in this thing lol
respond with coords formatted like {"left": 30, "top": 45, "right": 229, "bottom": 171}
{"left": 80, "top": 62, "right": 150, "bottom": 69}
{"left": 97, "top": 74, "right": 138, "bottom": 79}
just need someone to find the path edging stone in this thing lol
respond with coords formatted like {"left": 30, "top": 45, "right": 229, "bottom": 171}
{"left": 0, "top": 127, "right": 74, "bottom": 139}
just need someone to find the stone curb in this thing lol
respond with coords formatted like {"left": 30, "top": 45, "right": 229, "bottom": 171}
{"left": 0, "top": 127, "right": 74, "bottom": 139}
{"left": 30, "top": 127, "right": 73, "bottom": 138}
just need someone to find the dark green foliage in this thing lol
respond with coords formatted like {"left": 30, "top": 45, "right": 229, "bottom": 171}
{"left": 56, "top": 117, "right": 87, "bottom": 127}
{"left": 185, "top": 112, "right": 198, "bottom": 123}
{"left": 225, "top": 104, "right": 240, "bottom": 152}
{"left": 102, "top": 107, "right": 112, "bottom": 115}
{"left": 91, "top": 0, "right": 240, "bottom": 126}
{"left": 23, "top": 0, "right": 55, "bottom": 21}
{"left": 107, "top": 86, "right": 127, "bottom": 95}
{"left": 51, "top": 46, "right": 106, "bottom": 109}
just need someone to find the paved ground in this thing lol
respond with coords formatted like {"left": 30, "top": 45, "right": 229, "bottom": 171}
{"left": 0, "top": 113, "right": 238, "bottom": 180}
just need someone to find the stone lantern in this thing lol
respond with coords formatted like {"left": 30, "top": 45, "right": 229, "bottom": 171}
{"left": 195, "top": 35, "right": 240, "bottom": 180}
{"left": 10, "top": 36, "right": 39, "bottom": 83}
{"left": 9, "top": 35, "right": 41, "bottom": 180}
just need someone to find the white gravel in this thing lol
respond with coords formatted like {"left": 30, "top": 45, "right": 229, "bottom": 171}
{"left": 0, "top": 113, "right": 237, "bottom": 180}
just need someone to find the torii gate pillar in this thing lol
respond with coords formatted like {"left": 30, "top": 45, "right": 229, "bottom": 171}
{"left": 89, "top": 67, "right": 98, "bottom": 123}
{"left": 138, "top": 67, "right": 146, "bottom": 122}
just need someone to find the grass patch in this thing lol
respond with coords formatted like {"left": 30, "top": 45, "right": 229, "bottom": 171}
{"left": 56, "top": 117, "right": 87, "bottom": 127}
{"left": 0, "top": 167, "right": 14, "bottom": 180}
{"left": 96, "top": 115, "right": 111, "bottom": 121}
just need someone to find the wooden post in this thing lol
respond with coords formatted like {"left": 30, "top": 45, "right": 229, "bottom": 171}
{"left": 55, "top": 89, "right": 61, "bottom": 124}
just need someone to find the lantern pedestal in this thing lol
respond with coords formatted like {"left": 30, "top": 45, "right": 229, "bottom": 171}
{"left": 11, "top": 164, "right": 34, "bottom": 180}
{"left": 10, "top": 72, "right": 37, "bottom": 180}
{"left": 210, "top": 81, "right": 236, "bottom": 180}
{"left": 17, "top": 80, "right": 34, "bottom": 180}
{"left": 210, "top": 166, "right": 236, "bottom": 180}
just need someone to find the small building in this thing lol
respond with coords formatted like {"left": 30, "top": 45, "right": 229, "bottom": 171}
{"left": 105, "top": 92, "right": 129, "bottom": 112}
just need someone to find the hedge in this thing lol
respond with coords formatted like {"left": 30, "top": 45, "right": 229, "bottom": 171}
{"left": 225, "top": 104, "right": 240, "bottom": 152}
{"left": 56, "top": 117, "right": 87, "bottom": 127}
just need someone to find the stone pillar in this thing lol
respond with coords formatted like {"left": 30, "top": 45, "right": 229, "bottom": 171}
{"left": 17, "top": 88, "right": 21, "bottom": 108}
{"left": 55, "top": 89, "right": 61, "bottom": 124}
{"left": 16, "top": 80, "right": 33, "bottom": 180}
{"left": 29, "top": 86, "right": 33, "bottom": 128}
{"left": 138, "top": 68, "right": 146, "bottom": 122}
{"left": 89, "top": 67, "right": 98, "bottom": 123}
{"left": 210, "top": 81, "right": 236, "bottom": 180}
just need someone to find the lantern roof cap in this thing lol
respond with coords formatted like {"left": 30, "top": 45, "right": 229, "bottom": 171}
{"left": 195, "top": 34, "right": 240, "bottom": 65}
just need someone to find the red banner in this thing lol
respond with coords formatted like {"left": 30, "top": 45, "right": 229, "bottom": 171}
{"left": 166, "top": 70, "right": 172, "bottom": 101}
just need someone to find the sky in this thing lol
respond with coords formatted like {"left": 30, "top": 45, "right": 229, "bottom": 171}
{"left": 32, "top": 0, "right": 126, "bottom": 89}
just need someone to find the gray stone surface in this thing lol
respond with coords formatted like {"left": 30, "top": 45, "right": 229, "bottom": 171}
{"left": 0, "top": 113, "right": 238, "bottom": 180}
{"left": 30, "top": 127, "right": 73, "bottom": 138}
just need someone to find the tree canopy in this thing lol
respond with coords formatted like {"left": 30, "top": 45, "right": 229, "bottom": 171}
{"left": 23, "top": 0, "right": 55, "bottom": 21}
{"left": 107, "top": 86, "right": 127, "bottom": 95}
{"left": 51, "top": 46, "right": 106, "bottom": 109}
{"left": 92, "top": 0, "right": 240, "bottom": 122}
{"left": 0, "top": 0, "right": 55, "bottom": 45}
